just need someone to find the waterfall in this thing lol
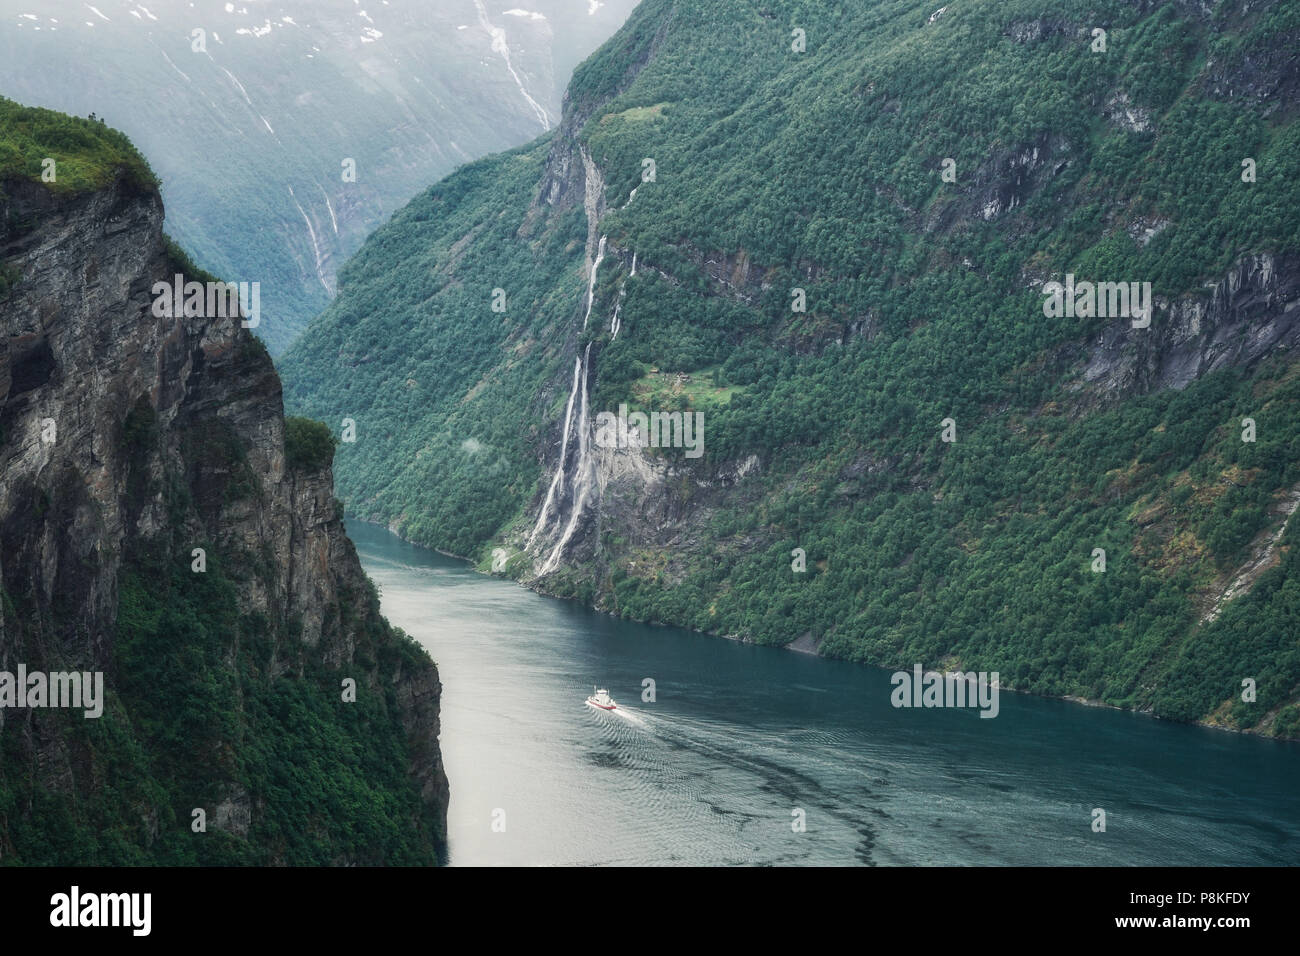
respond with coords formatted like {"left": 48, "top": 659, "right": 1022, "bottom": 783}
{"left": 581, "top": 235, "right": 607, "bottom": 330}
{"left": 610, "top": 272, "right": 628, "bottom": 341}
{"left": 630, "top": 252, "right": 636, "bottom": 277}
{"left": 526, "top": 355, "right": 582, "bottom": 549}
{"left": 529, "top": 233, "right": 608, "bottom": 560}
{"left": 542, "top": 342, "right": 594, "bottom": 574}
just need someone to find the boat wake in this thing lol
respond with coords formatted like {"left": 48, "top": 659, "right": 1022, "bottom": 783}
{"left": 610, "top": 706, "right": 648, "bottom": 728}
{"left": 584, "top": 700, "right": 648, "bottom": 728}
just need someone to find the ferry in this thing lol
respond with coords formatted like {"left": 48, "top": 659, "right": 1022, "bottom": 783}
{"left": 586, "top": 687, "right": 617, "bottom": 710}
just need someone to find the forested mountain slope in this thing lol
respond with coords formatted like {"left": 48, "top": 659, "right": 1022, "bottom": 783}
{"left": 283, "top": 0, "right": 1300, "bottom": 737}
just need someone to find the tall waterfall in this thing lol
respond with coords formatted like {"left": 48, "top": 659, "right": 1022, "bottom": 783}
{"left": 526, "top": 354, "right": 583, "bottom": 551}
{"left": 610, "top": 272, "right": 628, "bottom": 341}
{"left": 581, "top": 236, "right": 607, "bottom": 330}
{"left": 541, "top": 342, "right": 594, "bottom": 574}
{"left": 529, "top": 234, "right": 608, "bottom": 561}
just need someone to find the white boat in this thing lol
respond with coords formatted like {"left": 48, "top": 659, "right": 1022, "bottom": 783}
{"left": 586, "top": 686, "right": 617, "bottom": 710}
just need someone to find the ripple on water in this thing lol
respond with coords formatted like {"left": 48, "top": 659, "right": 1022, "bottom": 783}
{"left": 349, "top": 521, "right": 1300, "bottom": 867}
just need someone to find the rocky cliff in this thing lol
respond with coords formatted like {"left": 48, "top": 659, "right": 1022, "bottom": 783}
{"left": 0, "top": 145, "right": 447, "bottom": 863}
{"left": 1067, "top": 253, "right": 1300, "bottom": 401}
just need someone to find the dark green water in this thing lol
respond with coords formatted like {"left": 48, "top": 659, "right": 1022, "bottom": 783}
{"left": 349, "top": 520, "right": 1300, "bottom": 866}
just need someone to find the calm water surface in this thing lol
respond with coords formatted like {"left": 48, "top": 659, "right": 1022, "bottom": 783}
{"left": 349, "top": 521, "right": 1300, "bottom": 866}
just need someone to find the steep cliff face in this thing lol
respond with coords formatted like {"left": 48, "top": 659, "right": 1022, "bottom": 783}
{"left": 0, "top": 158, "right": 447, "bottom": 863}
{"left": 516, "top": 111, "right": 768, "bottom": 587}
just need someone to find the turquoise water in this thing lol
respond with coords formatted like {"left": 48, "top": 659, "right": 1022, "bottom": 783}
{"left": 349, "top": 520, "right": 1300, "bottom": 866}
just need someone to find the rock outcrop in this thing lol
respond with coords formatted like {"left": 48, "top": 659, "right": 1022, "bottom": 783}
{"left": 0, "top": 168, "right": 447, "bottom": 864}
{"left": 1067, "top": 253, "right": 1300, "bottom": 401}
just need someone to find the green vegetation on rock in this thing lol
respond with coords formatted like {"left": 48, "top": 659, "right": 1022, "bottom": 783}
{"left": 285, "top": 416, "right": 338, "bottom": 473}
{"left": 0, "top": 95, "right": 157, "bottom": 193}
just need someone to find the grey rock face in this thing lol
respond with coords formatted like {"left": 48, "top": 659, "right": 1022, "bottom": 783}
{"left": 0, "top": 171, "right": 447, "bottom": 860}
{"left": 1069, "top": 254, "right": 1300, "bottom": 400}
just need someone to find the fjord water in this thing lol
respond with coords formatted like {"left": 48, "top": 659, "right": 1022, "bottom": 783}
{"left": 349, "top": 521, "right": 1300, "bottom": 866}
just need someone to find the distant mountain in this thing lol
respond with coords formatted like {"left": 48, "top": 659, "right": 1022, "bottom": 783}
{"left": 282, "top": 0, "right": 1300, "bottom": 738}
{"left": 0, "top": 0, "right": 639, "bottom": 352}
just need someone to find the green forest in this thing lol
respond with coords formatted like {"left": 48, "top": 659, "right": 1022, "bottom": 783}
{"left": 0, "top": 95, "right": 157, "bottom": 194}
{"left": 282, "top": 0, "right": 1300, "bottom": 737}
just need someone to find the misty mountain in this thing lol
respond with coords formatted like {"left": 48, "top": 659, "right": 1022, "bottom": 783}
{"left": 0, "top": 0, "right": 639, "bottom": 352}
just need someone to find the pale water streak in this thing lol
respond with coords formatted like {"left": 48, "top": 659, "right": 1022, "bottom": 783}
{"left": 526, "top": 355, "right": 582, "bottom": 551}
{"left": 542, "top": 342, "right": 594, "bottom": 574}
{"left": 349, "top": 521, "right": 1300, "bottom": 867}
